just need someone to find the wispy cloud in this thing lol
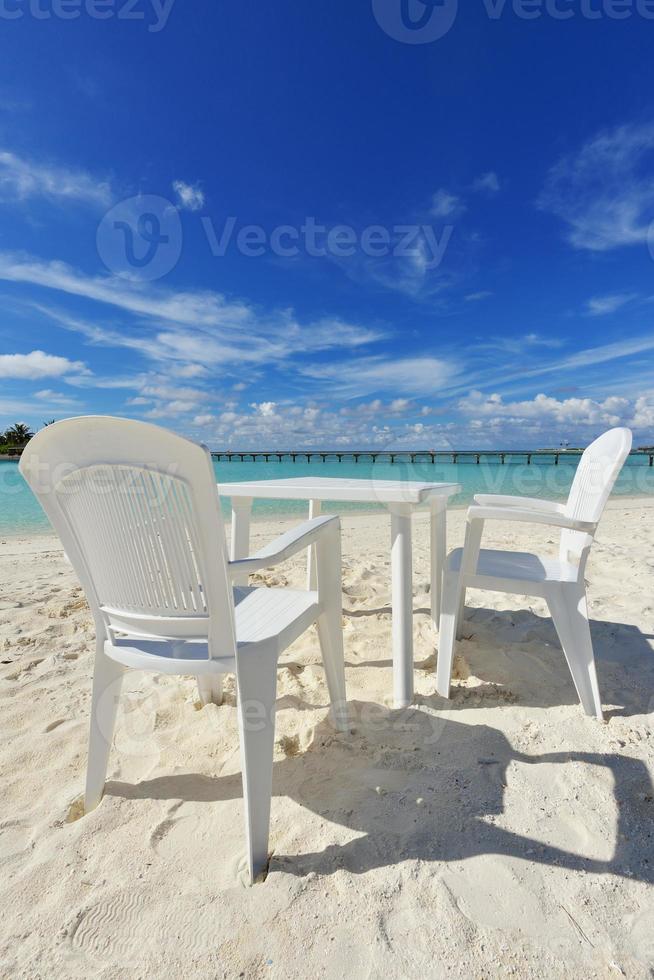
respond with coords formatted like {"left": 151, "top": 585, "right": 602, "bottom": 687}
{"left": 0, "top": 150, "right": 112, "bottom": 207}
{"left": 472, "top": 171, "right": 501, "bottom": 194}
{"left": 475, "top": 332, "right": 563, "bottom": 355}
{"left": 0, "top": 253, "right": 251, "bottom": 327}
{"left": 37, "top": 304, "right": 384, "bottom": 382}
{"left": 430, "top": 189, "right": 464, "bottom": 218}
{"left": 464, "top": 290, "right": 493, "bottom": 302}
{"left": 34, "top": 388, "right": 83, "bottom": 407}
{"left": 300, "top": 355, "right": 459, "bottom": 397}
{"left": 172, "top": 180, "right": 205, "bottom": 211}
{"left": 585, "top": 293, "right": 637, "bottom": 316}
{"left": 0, "top": 255, "right": 384, "bottom": 375}
{"left": 538, "top": 122, "right": 654, "bottom": 251}
{"left": 552, "top": 334, "right": 654, "bottom": 371}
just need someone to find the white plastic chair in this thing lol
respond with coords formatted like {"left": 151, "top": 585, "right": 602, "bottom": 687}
{"left": 20, "top": 417, "right": 347, "bottom": 883}
{"left": 436, "top": 428, "right": 633, "bottom": 719}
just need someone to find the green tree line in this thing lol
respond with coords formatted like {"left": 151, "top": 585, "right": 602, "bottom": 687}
{"left": 0, "top": 421, "right": 55, "bottom": 454}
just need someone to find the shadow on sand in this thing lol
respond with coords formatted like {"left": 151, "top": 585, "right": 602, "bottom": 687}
{"left": 107, "top": 700, "right": 654, "bottom": 884}
{"left": 343, "top": 603, "right": 654, "bottom": 718}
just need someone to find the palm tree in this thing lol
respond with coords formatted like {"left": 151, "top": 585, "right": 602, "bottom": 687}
{"left": 42, "top": 419, "right": 56, "bottom": 428}
{"left": 4, "top": 422, "right": 34, "bottom": 445}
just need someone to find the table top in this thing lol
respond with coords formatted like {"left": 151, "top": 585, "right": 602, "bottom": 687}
{"left": 218, "top": 476, "right": 461, "bottom": 504}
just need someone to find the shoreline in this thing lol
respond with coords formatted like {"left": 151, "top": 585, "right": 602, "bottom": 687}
{"left": 3, "top": 492, "right": 654, "bottom": 544}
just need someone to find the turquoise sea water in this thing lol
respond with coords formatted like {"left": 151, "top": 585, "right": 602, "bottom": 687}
{"left": 2, "top": 455, "right": 654, "bottom": 537}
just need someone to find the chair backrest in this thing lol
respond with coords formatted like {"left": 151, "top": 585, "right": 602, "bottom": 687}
{"left": 560, "top": 427, "right": 632, "bottom": 565}
{"left": 20, "top": 417, "right": 237, "bottom": 658}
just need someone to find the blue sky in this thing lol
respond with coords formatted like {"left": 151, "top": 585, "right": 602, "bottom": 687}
{"left": 1, "top": 0, "right": 654, "bottom": 448}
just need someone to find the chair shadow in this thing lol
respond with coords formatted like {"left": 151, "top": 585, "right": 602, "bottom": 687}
{"left": 445, "top": 606, "right": 654, "bottom": 718}
{"left": 105, "top": 702, "right": 654, "bottom": 884}
{"left": 342, "top": 600, "right": 654, "bottom": 716}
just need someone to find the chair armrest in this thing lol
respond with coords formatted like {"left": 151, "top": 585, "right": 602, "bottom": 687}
{"left": 467, "top": 505, "right": 596, "bottom": 534}
{"left": 473, "top": 494, "right": 564, "bottom": 514}
{"left": 228, "top": 515, "right": 340, "bottom": 576}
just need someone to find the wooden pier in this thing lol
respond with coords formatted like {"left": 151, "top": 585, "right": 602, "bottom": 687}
{"left": 210, "top": 449, "right": 654, "bottom": 466}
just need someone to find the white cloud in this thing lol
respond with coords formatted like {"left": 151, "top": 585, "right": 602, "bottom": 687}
{"left": 0, "top": 350, "right": 88, "bottom": 380}
{"left": 474, "top": 333, "right": 563, "bottom": 358}
{"left": 553, "top": 335, "right": 654, "bottom": 371}
{"left": 0, "top": 150, "right": 111, "bottom": 207}
{"left": 1, "top": 257, "right": 384, "bottom": 373}
{"left": 631, "top": 392, "right": 654, "bottom": 429}
{"left": 33, "top": 389, "right": 81, "bottom": 407}
{"left": 145, "top": 400, "right": 198, "bottom": 418}
{"left": 465, "top": 291, "right": 493, "bottom": 302}
{"left": 585, "top": 293, "right": 636, "bottom": 316}
{"left": 472, "top": 172, "right": 501, "bottom": 194}
{"left": 172, "top": 180, "right": 205, "bottom": 212}
{"left": 0, "top": 254, "right": 252, "bottom": 328}
{"left": 176, "top": 363, "right": 209, "bottom": 379}
{"left": 459, "top": 390, "right": 629, "bottom": 427}
{"left": 251, "top": 401, "right": 277, "bottom": 417}
{"left": 538, "top": 122, "right": 654, "bottom": 251}
{"left": 139, "top": 382, "right": 205, "bottom": 402}
{"left": 139, "top": 383, "right": 654, "bottom": 451}
{"left": 468, "top": 332, "right": 654, "bottom": 395}
{"left": 301, "top": 355, "right": 458, "bottom": 397}
{"left": 430, "top": 189, "right": 464, "bottom": 218}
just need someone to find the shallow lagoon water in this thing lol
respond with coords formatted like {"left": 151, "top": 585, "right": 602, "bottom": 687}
{"left": 2, "top": 454, "right": 653, "bottom": 537}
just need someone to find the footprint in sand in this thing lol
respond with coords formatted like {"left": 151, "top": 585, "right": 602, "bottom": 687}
{"left": 442, "top": 859, "right": 556, "bottom": 939}
{"left": 623, "top": 909, "right": 654, "bottom": 966}
{"left": 70, "top": 890, "right": 232, "bottom": 964}
{"left": 0, "top": 819, "right": 32, "bottom": 861}
{"left": 149, "top": 805, "right": 245, "bottom": 890}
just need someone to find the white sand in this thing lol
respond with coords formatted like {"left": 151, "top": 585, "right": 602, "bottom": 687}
{"left": 1, "top": 500, "right": 653, "bottom": 978}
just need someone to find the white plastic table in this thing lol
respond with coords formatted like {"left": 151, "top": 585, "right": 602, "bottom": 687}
{"left": 218, "top": 477, "right": 461, "bottom": 707}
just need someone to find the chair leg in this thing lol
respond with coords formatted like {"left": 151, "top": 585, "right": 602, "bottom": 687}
{"left": 547, "top": 586, "right": 603, "bottom": 720}
{"left": 85, "top": 642, "right": 125, "bottom": 813}
{"left": 197, "top": 675, "right": 224, "bottom": 706}
{"left": 315, "top": 522, "right": 348, "bottom": 731}
{"left": 316, "top": 610, "right": 348, "bottom": 732}
{"left": 236, "top": 648, "right": 279, "bottom": 884}
{"left": 436, "top": 570, "right": 462, "bottom": 698}
{"left": 456, "top": 586, "right": 467, "bottom": 640}
{"left": 455, "top": 518, "right": 483, "bottom": 640}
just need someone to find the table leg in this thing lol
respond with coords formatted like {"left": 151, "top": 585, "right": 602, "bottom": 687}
{"left": 389, "top": 503, "right": 414, "bottom": 709}
{"left": 230, "top": 497, "right": 253, "bottom": 587}
{"left": 307, "top": 499, "right": 321, "bottom": 590}
{"left": 430, "top": 498, "right": 447, "bottom": 626}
